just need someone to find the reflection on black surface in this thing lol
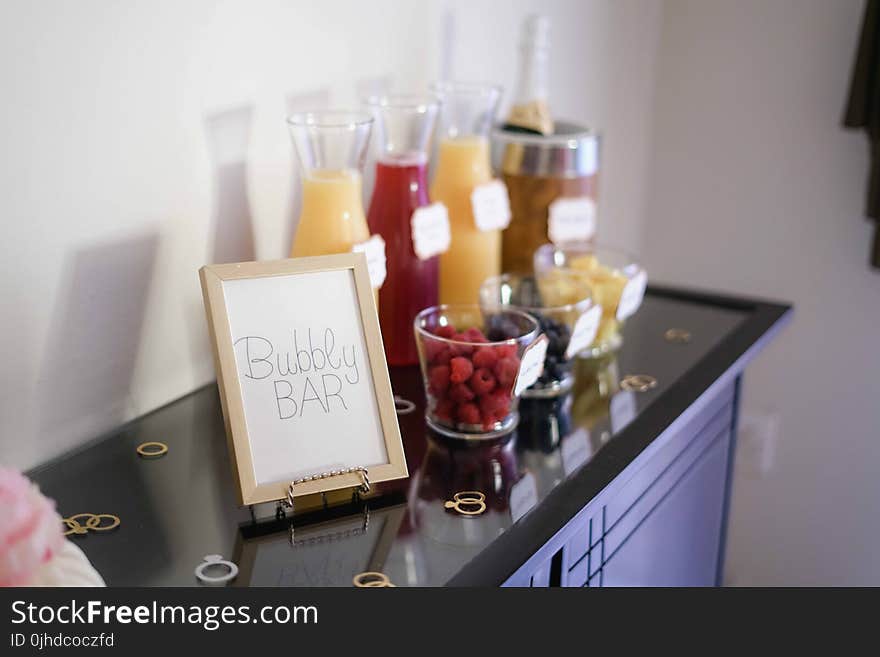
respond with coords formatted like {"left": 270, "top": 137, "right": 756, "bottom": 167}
{"left": 518, "top": 395, "right": 573, "bottom": 453}
{"left": 28, "top": 295, "right": 749, "bottom": 586}
{"left": 234, "top": 502, "right": 405, "bottom": 587}
{"left": 413, "top": 429, "right": 519, "bottom": 512}
{"left": 571, "top": 353, "right": 619, "bottom": 440}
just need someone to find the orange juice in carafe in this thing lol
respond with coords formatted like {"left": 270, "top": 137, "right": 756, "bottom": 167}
{"left": 292, "top": 169, "right": 369, "bottom": 256}
{"left": 432, "top": 137, "right": 499, "bottom": 304}
{"left": 287, "top": 111, "right": 381, "bottom": 304}
{"left": 430, "top": 82, "right": 503, "bottom": 305}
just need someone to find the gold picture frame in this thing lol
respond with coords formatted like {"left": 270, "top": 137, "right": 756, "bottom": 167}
{"left": 199, "top": 253, "right": 407, "bottom": 506}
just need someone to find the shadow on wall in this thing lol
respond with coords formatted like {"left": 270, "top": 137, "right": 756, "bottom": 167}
{"left": 37, "top": 232, "right": 160, "bottom": 448}
{"left": 284, "top": 88, "right": 331, "bottom": 254}
{"left": 205, "top": 104, "right": 256, "bottom": 264}
{"left": 357, "top": 75, "right": 392, "bottom": 208}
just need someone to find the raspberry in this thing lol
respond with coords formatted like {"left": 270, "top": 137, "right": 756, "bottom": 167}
{"left": 472, "top": 347, "right": 498, "bottom": 369}
{"left": 433, "top": 324, "right": 457, "bottom": 339}
{"left": 456, "top": 402, "right": 481, "bottom": 425}
{"left": 461, "top": 327, "right": 488, "bottom": 343}
{"left": 469, "top": 367, "right": 496, "bottom": 395}
{"left": 424, "top": 338, "right": 443, "bottom": 362}
{"left": 427, "top": 342, "right": 453, "bottom": 365}
{"left": 434, "top": 397, "right": 454, "bottom": 421}
{"left": 449, "top": 356, "right": 474, "bottom": 383}
{"left": 494, "top": 343, "right": 518, "bottom": 359}
{"left": 479, "top": 389, "right": 510, "bottom": 417}
{"left": 449, "top": 382, "right": 475, "bottom": 403}
{"left": 451, "top": 334, "right": 475, "bottom": 356}
{"left": 494, "top": 356, "right": 520, "bottom": 388}
{"left": 428, "top": 365, "right": 450, "bottom": 395}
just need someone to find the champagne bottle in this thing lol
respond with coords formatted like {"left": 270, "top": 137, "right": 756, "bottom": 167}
{"left": 503, "top": 14, "right": 554, "bottom": 136}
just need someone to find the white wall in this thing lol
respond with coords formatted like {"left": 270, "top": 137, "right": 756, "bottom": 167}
{"left": 0, "top": 0, "right": 661, "bottom": 470}
{"left": 644, "top": 0, "right": 880, "bottom": 584}
{"left": 0, "top": 0, "right": 432, "bottom": 469}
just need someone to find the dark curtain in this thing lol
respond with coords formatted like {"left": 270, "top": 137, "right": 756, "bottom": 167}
{"left": 844, "top": 0, "right": 880, "bottom": 269}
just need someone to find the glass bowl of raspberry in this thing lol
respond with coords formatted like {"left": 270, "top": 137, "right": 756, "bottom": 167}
{"left": 413, "top": 304, "right": 541, "bottom": 438}
{"left": 534, "top": 243, "right": 647, "bottom": 358}
{"left": 480, "top": 272, "right": 596, "bottom": 397}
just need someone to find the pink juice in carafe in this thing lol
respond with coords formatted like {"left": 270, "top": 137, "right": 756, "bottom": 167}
{"left": 365, "top": 95, "right": 442, "bottom": 366}
{"left": 368, "top": 153, "right": 438, "bottom": 365}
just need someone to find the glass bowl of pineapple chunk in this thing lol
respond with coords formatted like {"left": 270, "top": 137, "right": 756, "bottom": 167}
{"left": 534, "top": 243, "right": 647, "bottom": 358}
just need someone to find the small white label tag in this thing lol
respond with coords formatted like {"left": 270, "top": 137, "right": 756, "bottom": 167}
{"left": 548, "top": 197, "right": 597, "bottom": 245}
{"left": 514, "top": 335, "right": 548, "bottom": 396}
{"left": 352, "top": 235, "right": 387, "bottom": 289}
{"left": 561, "top": 428, "right": 592, "bottom": 475}
{"left": 509, "top": 471, "right": 538, "bottom": 522}
{"left": 616, "top": 270, "right": 647, "bottom": 321}
{"left": 565, "top": 305, "right": 602, "bottom": 359}
{"left": 471, "top": 179, "right": 511, "bottom": 232}
{"left": 411, "top": 202, "right": 451, "bottom": 260}
{"left": 610, "top": 390, "right": 637, "bottom": 434}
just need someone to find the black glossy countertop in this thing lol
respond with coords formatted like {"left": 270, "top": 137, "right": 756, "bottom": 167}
{"left": 28, "top": 286, "right": 790, "bottom": 586}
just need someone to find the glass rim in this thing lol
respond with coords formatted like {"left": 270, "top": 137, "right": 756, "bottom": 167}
{"left": 286, "top": 110, "right": 374, "bottom": 129}
{"left": 364, "top": 93, "right": 441, "bottom": 111}
{"left": 413, "top": 304, "right": 540, "bottom": 347}
{"left": 430, "top": 80, "right": 503, "bottom": 98}
{"left": 480, "top": 273, "right": 596, "bottom": 315}
{"left": 535, "top": 242, "right": 643, "bottom": 275}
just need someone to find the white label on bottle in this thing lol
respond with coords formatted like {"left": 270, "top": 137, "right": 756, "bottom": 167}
{"left": 616, "top": 270, "right": 647, "bottom": 321}
{"left": 565, "top": 305, "right": 603, "bottom": 359}
{"left": 471, "top": 179, "right": 511, "bottom": 232}
{"left": 509, "top": 471, "right": 538, "bottom": 523}
{"left": 548, "top": 197, "right": 597, "bottom": 245}
{"left": 411, "top": 202, "right": 451, "bottom": 260}
{"left": 352, "top": 235, "right": 387, "bottom": 289}
{"left": 514, "top": 335, "right": 548, "bottom": 396}
{"left": 561, "top": 428, "right": 592, "bottom": 475}
{"left": 610, "top": 390, "right": 637, "bottom": 434}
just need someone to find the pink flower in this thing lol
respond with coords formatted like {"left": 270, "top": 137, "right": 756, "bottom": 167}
{"left": 0, "top": 467, "right": 64, "bottom": 587}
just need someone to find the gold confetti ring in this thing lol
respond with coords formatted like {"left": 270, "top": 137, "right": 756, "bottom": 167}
{"left": 620, "top": 374, "right": 658, "bottom": 393}
{"left": 62, "top": 518, "right": 88, "bottom": 536}
{"left": 353, "top": 571, "right": 394, "bottom": 588}
{"left": 444, "top": 499, "right": 487, "bottom": 516}
{"left": 453, "top": 491, "right": 485, "bottom": 504}
{"left": 136, "top": 441, "right": 168, "bottom": 458}
{"left": 445, "top": 491, "right": 488, "bottom": 516}
{"left": 664, "top": 328, "right": 692, "bottom": 344}
{"left": 85, "top": 514, "right": 121, "bottom": 531}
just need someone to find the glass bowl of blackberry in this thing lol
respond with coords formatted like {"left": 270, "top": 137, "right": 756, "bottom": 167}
{"left": 479, "top": 272, "right": 596, "bottom": 398}
{"left": 413, "top": 304, "right": 541, "bottom": 439}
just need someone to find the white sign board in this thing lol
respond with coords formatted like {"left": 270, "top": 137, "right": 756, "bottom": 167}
{"left": 200, "top": 253, "right": 407, "bottom": 505}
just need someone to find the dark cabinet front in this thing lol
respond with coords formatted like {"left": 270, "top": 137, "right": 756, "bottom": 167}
{"left": 601, "top": 429, "right": 731, "bottom": 587}
{"left": 518, "top": 380, "right": 739, "bottom": 588}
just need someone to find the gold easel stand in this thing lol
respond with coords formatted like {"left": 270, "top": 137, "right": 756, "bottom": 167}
{"left": 282, "top": 466, "right": 371, "bottom": 545}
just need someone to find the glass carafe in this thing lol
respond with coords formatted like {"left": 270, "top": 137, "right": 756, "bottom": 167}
{"left": 288, "top": 111, "right": 373, "bottom": 257}
{"left": 366, "top": 95, "right": 441, "bottom": 365}
{"left": 430, "top": 82, "right": 503, "bottom": 305}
